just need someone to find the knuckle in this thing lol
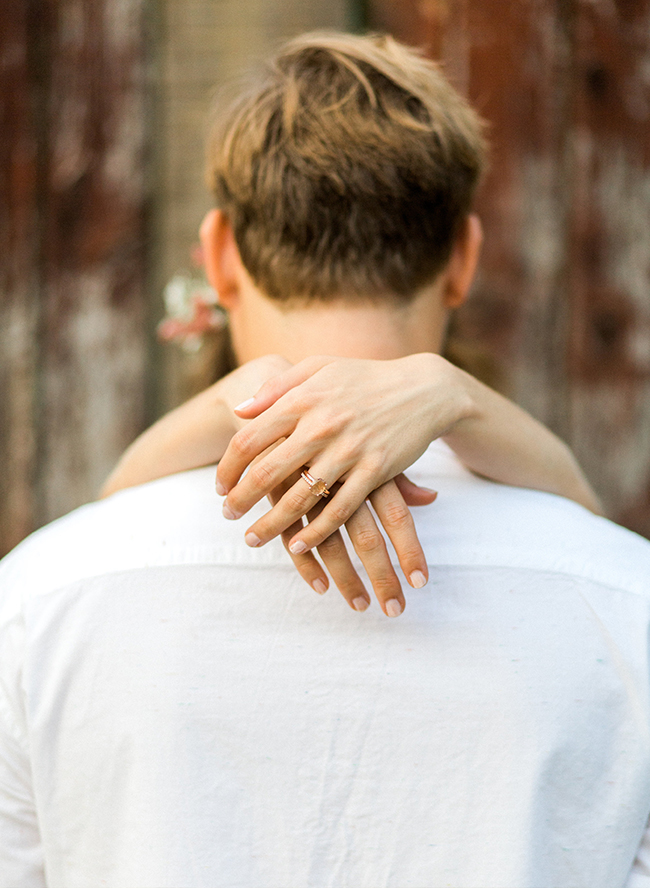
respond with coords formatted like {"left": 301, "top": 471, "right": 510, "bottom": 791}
{"left": 231, "top": 428, "right": 255, "bottom": 458}
{"left": 353, "top": 528, "right": 383, "bottom": 554}
{"left": 287, "top": 489, "right": 310, "bottom": 513}
{"left": 249, "top": 460, "right": 276, "bottom": 489}
{"left": 325, "top": 409, "right": 349, "bottom": 433}
{"left": 362, "top": 452, "right": 386, "bottom": 478}
{"left": 317, "top": 534, "right": 342, "bottom": 556}
{"left": 331, "top": 574, "right": 364, "bottom": 598}
{"left": 343, "top": 435, "right": 365, "bottom": 463}
{"left": 382, "top": 501, "right": 413, "bottom": 529}
{"left": 312, "top": 419, "right": 334, "bottom": 443}
{"left": 289, "top": 391, "right": 312, "bottom": 414}
{"left": 329, "top": 502, "right": 353, "bottom": 525}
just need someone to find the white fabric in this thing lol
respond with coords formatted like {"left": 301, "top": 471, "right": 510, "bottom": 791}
{"left": 2, "top": 440, "right": 650, "bottom": 888}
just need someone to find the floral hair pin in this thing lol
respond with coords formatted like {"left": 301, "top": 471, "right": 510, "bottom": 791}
{"left": 157, "top": 244, "right": 227, "bottom": 353}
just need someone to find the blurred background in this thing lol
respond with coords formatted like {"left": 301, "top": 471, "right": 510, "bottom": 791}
{"left": 2, "top": 0, "right": 650, "bottom": 557}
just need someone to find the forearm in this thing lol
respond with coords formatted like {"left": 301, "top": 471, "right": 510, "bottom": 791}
{"left": 101, "top": 356, "right": 294, "bottom": 498}
{"left": 100, "top": 387, "right": 238, "bottom": 498}
{"left": 438, "top": 357, "right": 603, "bottom": 514}
{"left": 219, "top": 351, "right": 604, "bottom": 549}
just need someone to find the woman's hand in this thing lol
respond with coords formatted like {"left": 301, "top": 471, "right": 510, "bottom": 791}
{"left": 101, "top": 352, "right": 435, "bottom": 614}
{"left": 278, "top": 473, "right": 435, "bottom": 617}
{"left": 216, "top": 351, "right": 602, "bottom": 559}
{"left": 248, "top": 443, "right": 435, "bottom": 615}
{"left": 216, "top": 353, "right": 461, "bottom": 555}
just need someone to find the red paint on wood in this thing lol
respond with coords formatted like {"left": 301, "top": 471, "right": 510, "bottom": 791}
{"left": 0, "top": 0, "right": 40, "bottom": 554}
{"left": 0, "top": 0, "right": 150, "bottom": 555}
{"left": 367, "top": 0, "right": 650, "bottom": 534}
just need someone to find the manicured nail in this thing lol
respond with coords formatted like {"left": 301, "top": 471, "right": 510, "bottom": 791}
{"left": 215, "top": 479, "right": 227, "bottom": 496}
{"left": 245, "top": 531, "right": 262, "bottom": 548}
{"left": 409, "top": 570, "right": 427, "bottom": 589}
{"left": 313, "top": 579, "right": 327, "bottom": 595}
{"left": 385, "top": 598, "right": 403, "bottom": 617}
{"left": 353, "top": 596, "right": 369, "bottom": 612}
{"left": 234, "top": 397, "right": 255, "bottom": 412}
{"left": 289, "top": 540, "right": 308, "bottom": 555}
{"left": 222, "top": 502, "right": 239, "bottom": 520}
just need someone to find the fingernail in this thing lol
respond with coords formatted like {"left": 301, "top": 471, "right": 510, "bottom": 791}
{"left": 385, "top": 598, "right": 403, "bottom": 617}
{"left": 313, "top": 579, "right": 327, "bottom": 595}
{"left": 215, "top": 479, "right": 227, "bottom": 496}
{"left": 409, "top": 570, "right": 427, "bottom": 589}
{"left": 222, "top": 503, "right": 239, "bottom": 520}
{"left": 289, "top": 540, "right": 308, "bottom": 555}
{"left": 245, "top": 531, "right": 262, "bottom": 548}
{"left": 234, "top": 397, "right": 255, "bottom": 412}
{"left": 353, "top": 596, "right": 369, "bottom": 612}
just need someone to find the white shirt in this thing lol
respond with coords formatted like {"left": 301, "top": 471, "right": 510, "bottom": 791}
{"left": 2, "top": 441, "right": 650, "bottom": 888}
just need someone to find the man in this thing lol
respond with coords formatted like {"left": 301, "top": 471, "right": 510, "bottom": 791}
{"left": 2, "top": 31, "right": 650, "bottom": 887}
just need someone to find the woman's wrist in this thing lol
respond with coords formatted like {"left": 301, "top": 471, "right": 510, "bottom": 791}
{"left": 415, "top": 352, "right": 478, "bottom": 441}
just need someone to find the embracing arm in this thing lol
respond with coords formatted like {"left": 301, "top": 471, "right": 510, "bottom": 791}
{"left": 215, "top": 352, "right": 602, "bottom": 555}
{"left": 100, "top": 356, "right": 291, "bottom": 499}
{"left": 436, "top": 358, "right": 601, "bottom": 512}
{"left": 100, "top": 355, "right": 434, "bottom": 616}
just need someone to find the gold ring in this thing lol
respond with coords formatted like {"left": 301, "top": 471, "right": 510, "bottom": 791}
{"left": 300, "top": 469, "right": 330, "bottom": 498}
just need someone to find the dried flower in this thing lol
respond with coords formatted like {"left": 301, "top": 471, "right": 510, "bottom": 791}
{"left": 158, "top": 270, "right": 227, "bottom": 353}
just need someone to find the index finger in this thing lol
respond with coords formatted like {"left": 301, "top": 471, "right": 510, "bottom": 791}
{"left": 232, "top": 355, "right": 334, "bottom": 418}
{"left": 216, "top": 404, "right": 297, "bottom": 495}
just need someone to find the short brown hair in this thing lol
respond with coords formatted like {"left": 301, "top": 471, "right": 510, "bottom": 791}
{"left": 207, "top": 31, "right": 487, "bottom": 304}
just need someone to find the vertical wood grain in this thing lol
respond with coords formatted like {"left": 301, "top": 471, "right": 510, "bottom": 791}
{"left": 38, "top": 0, "right": 149, "bottom": 522}
{"left": 0, "top": 0, "right": 41, "bottom": 553}
{"left": 156, "top": 0, "right": 349, "bottom": 411}
{"left": 568, "top": 0, "right": 650, "bottom": 534}
{"left": 0, "top": 0, "right": 150, "bottom": 556}
{"left": 3, "top": 0, "right": 648, "bottom": 554}
{"left": 367, "top": 0, "right": 650, "bottom": 535}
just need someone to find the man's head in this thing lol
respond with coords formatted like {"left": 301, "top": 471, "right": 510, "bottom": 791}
{"left": 206, "top": 31, "right": 486, "bottom": 305}
{"left": 200, "top": 31, "right": 487, "bottom": 361}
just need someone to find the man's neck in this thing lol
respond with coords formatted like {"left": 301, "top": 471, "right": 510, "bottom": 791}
{"left": 231, "top": 283, "right": 450, "bottom": 364}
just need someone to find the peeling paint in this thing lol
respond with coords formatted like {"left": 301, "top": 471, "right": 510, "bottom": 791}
{"left": 3, "top": 0, "right": 650, "bottom": 552}
{"left": 598, "top": 152, "right": 650, "bottom": 317}
{"left": 368, "top": 0, "right": 650, "bottom": 532}
{"left": 0, "top": 0, "right": 149, "bottom": 547}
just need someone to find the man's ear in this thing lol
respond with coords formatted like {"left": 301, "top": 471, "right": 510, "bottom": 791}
{"left": 199, "top": 209, "right": 242, "bottom": 310}
{"left": 443, "top": 214, "right": 483, "bottom": 309}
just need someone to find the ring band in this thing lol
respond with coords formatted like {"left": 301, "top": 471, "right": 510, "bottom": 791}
{"left": 301, "top": 470, "right": 330, "bottom": 498}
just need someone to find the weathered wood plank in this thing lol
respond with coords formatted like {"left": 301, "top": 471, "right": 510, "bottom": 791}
{"left": 3, "top": 0, "right": 647, "bottom": 553}
{"left": 156, "top": 0, "right": 349, "bottom": 412}
{"left": 367, "top": 0, "right": 650, "bottom": 536}
{"left": 0, "top": 0, "right": 150, "bottom": 556}
{"left": 36, "top": 0, "right": 150, "bottom": 523}
{"left": 568, "top": 0, "right": 650, "bottom": 535}
{"left": 0, "top": 0, "right": 41, "bottom": 555}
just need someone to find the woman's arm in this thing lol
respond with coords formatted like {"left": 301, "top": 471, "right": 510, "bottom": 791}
{"left": 438, "top": 363, "right": 601, "bottom": 510}
{"left": 100, "top": 355, "right": 292, "bottom": 498}
{"left": 100, "top": 354, "right": 435, "bottom": 616}
{"left": 215, "top": 353, "right": 602, "bottom": 555}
